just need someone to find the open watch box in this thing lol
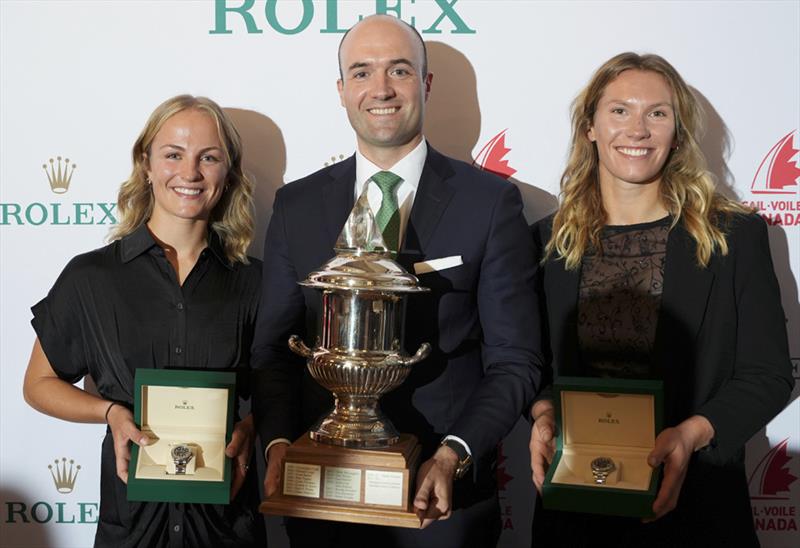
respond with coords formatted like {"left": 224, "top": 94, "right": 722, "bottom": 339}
{"left": 127, "top": 369, "right": 235, "bottom": 504}
{"left": 542, "top": 376, "right": 663, "bottom": 518}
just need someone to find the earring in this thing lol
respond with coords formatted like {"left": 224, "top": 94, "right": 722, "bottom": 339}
{"left": 147, "top": 178, "right": 152, "bottom": 185}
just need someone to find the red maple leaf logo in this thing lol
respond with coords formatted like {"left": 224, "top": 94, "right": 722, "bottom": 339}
{"left": 496, "top": 442, "right": 514, "bottom": 492}
{"left": 749, "top": 438, "right": 798, "bottom": 499}
{"left": 751, "top": 131, "right": 800, "bottom": 194}
{"left": 474, "top": 129, "right": 517, "bottom": 180}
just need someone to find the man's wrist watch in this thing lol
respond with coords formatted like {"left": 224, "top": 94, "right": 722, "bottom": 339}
{"left": 440, "top": 438, "right": 472, "bottom": 479}
{"left": 171, "top": 444, "right": 194, "bottom": 475}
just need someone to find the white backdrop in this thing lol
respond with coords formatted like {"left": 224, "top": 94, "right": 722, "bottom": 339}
{"left": 1, "top": 1, "right": 798, "bottom": 547}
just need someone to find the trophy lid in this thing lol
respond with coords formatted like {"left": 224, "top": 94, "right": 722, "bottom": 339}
{"left": 300, "top": 191, "right": 429, "bottom": 293}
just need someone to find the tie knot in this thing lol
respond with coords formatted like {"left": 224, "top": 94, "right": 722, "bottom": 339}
{"left": 371, "top": 171, "right": 403, "bottom": 195}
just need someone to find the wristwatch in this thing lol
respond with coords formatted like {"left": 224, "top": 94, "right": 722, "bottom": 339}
{"left": 590, "top": 456, "right": 616, "bottom": 484}
{"left": 440, "top": 438, "right": 472, "bottom": 479}
{"left": 171, "top": 444, "right": 194, "bottom": 475}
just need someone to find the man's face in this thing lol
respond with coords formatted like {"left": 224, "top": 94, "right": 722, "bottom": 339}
{"left": 337, "top": 18, "right": 432, "bottom": 162}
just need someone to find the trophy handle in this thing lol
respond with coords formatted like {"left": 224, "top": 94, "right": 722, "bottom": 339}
{"left": 382, "top": 343, "right": 431, "bottom": 366}
{"left": 288, "top": 335, "right": 314, "bottom": 359}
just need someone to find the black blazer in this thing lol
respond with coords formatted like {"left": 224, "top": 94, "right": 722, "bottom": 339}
{"left": 531, "top": 213, "right": 794, "bottom": 467}
{"left": 252, "top": 145, "right": 544, "bottom": 496}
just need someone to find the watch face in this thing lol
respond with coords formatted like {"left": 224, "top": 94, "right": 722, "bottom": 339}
{"left": 591, "top": 457, "right": 615, "bottom": 474}
{"left": 171, "top": 445, "right": 192, "bottom": 461}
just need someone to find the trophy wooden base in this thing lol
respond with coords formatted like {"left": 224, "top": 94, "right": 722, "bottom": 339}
{"left": 260, "top": 433, "right": 422, "bottom": 528}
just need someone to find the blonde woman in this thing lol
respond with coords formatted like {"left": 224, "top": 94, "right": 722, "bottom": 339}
{"left": 529, "top": 53, "right": 793, "bottom": 546}
{"left": 23, "top": 95, "right": 265, "bottom": 547}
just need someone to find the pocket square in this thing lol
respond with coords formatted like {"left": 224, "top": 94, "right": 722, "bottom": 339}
{"left": 413, "top": 255, "right": 463, "bottom": 275}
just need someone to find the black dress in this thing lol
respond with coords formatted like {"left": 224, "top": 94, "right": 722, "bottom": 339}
{"left": 532, "top": 216, "right": 760, "bottom": 547}
{"left": 31, "top": 224, "right": 266, "bottom": 548}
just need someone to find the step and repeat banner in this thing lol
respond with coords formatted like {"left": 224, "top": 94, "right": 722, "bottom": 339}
{"left": 1, "top": 1, "right": 798, "bottom": 547}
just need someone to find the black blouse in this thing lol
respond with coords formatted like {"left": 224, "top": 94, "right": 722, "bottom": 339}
{"left": 31, "top": 224, "right": 265, "bottom": 548}
{"left": 577, "top": 216, "right": 670, "bottom": 378}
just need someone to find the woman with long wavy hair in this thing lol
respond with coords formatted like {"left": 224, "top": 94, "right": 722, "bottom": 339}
{"left": 529, "top": 53, "right": 793, "bottom": 546}
{"left": 23, "top": 95, "right": 266, "bottom": 547}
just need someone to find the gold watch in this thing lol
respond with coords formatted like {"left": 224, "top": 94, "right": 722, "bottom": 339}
{"left": 440, "top": 438, "right": 472, "bottom": 479}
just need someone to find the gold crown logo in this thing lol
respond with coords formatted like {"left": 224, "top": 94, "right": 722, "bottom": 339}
{"left": 324, "top": 154, "right": 346, "bottom": 167}
{"left": 48, "top": 457, "right": 81, "bottom": 494}
{"left": 42, "top": 156, "right": 77, "bottom": 194}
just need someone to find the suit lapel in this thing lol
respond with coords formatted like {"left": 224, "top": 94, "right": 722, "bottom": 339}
{"left": 652, "top": 223, "right": 714, "bottom": 377}
{"left": 322, "top": 156, "right": 356, "bottom": 246}
{"left": 401, "top": 146, "right": 456, "bottom": 256}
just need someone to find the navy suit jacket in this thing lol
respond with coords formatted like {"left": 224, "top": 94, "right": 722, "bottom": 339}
{"left": 252, "top": 145, "right": 544, "bottom": 499}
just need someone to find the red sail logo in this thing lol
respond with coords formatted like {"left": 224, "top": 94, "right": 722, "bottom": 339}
{"left": 749, "top": 438, "right": 797, "bottom": 499}
{"left": 474, "top": 129, "right": 517, "bottom": 180}
{"left": 496, "top": 442, "right": 513, "bottom": 492}
{"left": 751, "top": 131, "right": 800, "bottom": 195}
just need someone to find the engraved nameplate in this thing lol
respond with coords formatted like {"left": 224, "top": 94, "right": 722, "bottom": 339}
{"left": 364, "top": 470, "right": 403, "bottom": 507}
{"left": 323, "top": 466, "right": 362, "bottom": 502}
{"left": 283, "top": 463, "right": 321, "bottom": 498}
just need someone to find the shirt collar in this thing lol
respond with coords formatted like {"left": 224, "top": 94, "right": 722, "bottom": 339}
{"left": 119, "top": 223, "right": 233, "bottom": 270}
{"left": 120, "top": 223, "right": 158, "bottom": 263}
{"left": 207, "top": 230, "right": 234, "bottom": 270}
{"left": 355, "top": 137, "right": 427, "bottom": 197}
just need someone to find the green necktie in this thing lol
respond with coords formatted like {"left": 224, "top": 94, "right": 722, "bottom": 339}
{"left": 371, "top": 171, "right": 403, "bottom": 252}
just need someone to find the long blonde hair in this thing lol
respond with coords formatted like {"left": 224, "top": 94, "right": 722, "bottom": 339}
{"left": 546, "top": 52, "right": 748, "bottom": 269}
{"left": 110, "top": 95, "right": 254, "bottom": 263}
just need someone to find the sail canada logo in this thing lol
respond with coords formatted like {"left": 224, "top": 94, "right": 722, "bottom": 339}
{"left": 749, "top": 438, "right": 798, "bottom": 533}
{"left": 743, "top": 130, "right": 800, "bottom": 227}
{"left": 496, "top": 442, "right": 515, "bottom": 531}
{"left": 3, "top": 456, "right": 99, "bottom": 525}
{"left": 0, "top": 156, "right": 117, "bottom": 226}
{"left": 474, "top": 129, "right": 516, "bottom": 180}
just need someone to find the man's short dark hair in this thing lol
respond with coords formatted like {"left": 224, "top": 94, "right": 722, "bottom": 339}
{"left": 337, "top": 16, "right": 428, "bottom": 81}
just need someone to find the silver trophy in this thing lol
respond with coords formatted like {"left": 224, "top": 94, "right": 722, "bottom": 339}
{"left": 288, "top": 192, "right": 430, "bottom": 448}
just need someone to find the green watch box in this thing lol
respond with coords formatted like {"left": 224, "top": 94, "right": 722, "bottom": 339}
{"left": 542, "top": 376, "right": 664, "bottom": 518}
{"left": 127, "top": 369, "right": 235, "bottom": 504}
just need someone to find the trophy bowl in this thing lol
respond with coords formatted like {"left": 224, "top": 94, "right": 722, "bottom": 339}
{"left": 289, "top": 298, "right": 430, "bottom": 448}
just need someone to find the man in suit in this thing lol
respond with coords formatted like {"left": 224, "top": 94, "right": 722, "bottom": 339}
{"left": 252, "top": 14, "right": 544, "bottom": 547}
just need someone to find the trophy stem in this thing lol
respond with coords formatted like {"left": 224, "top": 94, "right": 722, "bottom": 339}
{"left": 309, "top": 393, "right": 400, "bottom": 448}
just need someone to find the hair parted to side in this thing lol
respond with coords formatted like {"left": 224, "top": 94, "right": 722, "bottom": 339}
{"left": 109, "top": 94, "right": 254, "bottom": 264}
{"left": 546, "top": 52, "right": 749, "bottom": 269}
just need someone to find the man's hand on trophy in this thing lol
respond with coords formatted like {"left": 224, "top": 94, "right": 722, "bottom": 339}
{"left": 529, "top": 399, "right": 556, "bottom": 494}
{"left": 264, "top": 442, "right": 288, "bottom": 498}
{"left": 413, "top": 445, "right": 458, "bottom": 528}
